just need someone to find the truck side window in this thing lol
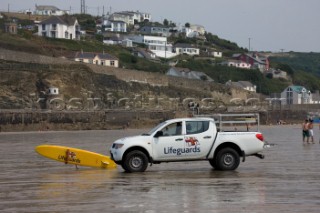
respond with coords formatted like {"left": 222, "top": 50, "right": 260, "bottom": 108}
{"left": 186, "top": 121, "right": 209, "bottom": 134}
{"left": 162, "top": 122, "right": 182, "bottom": 136}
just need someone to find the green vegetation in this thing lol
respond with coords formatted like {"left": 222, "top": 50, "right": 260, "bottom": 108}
{"left": 1, "top": 13, "right": 319, "bottom": 95}
{"left": 270, "top": 52, "right": 320, "bottom": 75}
{"left": 204, "top": 32, "right": 245, "bottom": 52}
{"left": 177, "top": 59, "right": 290, "bottom": 94}
{"left": 269, "top": 52, "right": 320, "bottom": 92}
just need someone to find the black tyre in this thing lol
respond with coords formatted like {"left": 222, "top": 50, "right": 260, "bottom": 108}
{"left": 209, "top": 158, "right": 218, "bottom": 169}
{"left": 122, "top": 150, "right": 148, "bottom": 173}
{"left": 215, "top": 148, "right": 240, "bottom": 171}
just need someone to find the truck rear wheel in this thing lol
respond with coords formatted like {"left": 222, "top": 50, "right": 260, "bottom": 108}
{"left": 215, "top": 148, "right": 240, "bottom": 171}
{"left": 122, "top": 150, "right": 148, "bottom": 173}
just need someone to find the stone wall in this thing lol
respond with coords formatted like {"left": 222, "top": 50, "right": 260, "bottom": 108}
{"left": 0, "top": 110, "right": 175, "bottom": 132}
{"left": 0, "top": 48, "right": 76, "bottom": 65}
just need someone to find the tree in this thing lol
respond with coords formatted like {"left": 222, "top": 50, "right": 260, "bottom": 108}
{"left": 185, "top": 22, "right": 190, "bottom": 28}
{"left": 163, "top": 19, "right": 169, "bottom": 26}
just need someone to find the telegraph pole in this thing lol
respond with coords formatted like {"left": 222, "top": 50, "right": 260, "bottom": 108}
{"left": 248, "top": 37, "right": 252, "bottom": 52}
{"left": 81, "top": 0, "right": 85, "bottom": 14}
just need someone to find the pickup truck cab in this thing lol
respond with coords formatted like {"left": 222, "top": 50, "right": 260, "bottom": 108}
{"left": 110, "top": 114, "right": 266, "bottom": 172}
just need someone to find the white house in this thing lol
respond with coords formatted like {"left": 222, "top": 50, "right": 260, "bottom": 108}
{"left": 190, "top": 24, "right": 206, "bottom": 35}
{"left": 280, "top": 85, "right": 312, "bottom": 105}
{"left": 181, "top": 24, "right": 206, "bottom": 38}
{"left": 102, "top": 19, "right": 127, "bottom": 32}
{"left": 103, "top": 33, "right": 133, "bottom": 47}
{"left": 181, "top": 27, "right": 198, "bottom": 38}
{"left": 74, "top": 52, "right": 119, "bottom": 67}
{"left": 128, "top": 35, "right": 176, "bottom": 58}
{"left": 34, "top": 5, "right": 69, "bottom": 16}
{"left": 37, "top": 16, "right": 80, "bottom": 40}
{"left": 220, "top": 59, "right": 251, "bottom": 69}
{"left": 174, "top": 43, "right": 200, "bottom": 56}
{"left": 109, "top": 11, "right": 151, "bottom": 26}
{"left": 212, "top": 51, "right": 222, "bottom": 58}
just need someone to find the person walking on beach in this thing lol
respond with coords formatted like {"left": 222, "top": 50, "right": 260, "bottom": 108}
{"left": 302, "top": 119, "right": 310, "bottom": 143}
{"left": 308, "top": 119, "right": 314, "bottom": 143}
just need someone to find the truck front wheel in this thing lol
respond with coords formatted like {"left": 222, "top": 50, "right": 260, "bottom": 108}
{"left": 122, "top": 150, "right": 148, "bottom": 173}
{"left": 215, "top": 148, "right": 240, "bottom": 171}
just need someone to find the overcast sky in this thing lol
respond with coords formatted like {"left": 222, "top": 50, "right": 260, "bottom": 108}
{"left": 1, "top": 0, "right": 319, "bottom": 52}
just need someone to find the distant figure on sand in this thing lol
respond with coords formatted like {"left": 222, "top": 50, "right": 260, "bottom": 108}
{"left": 308, "top": 119, "right": 314, "bottom": 143}
{"left": 302, "top": 119, "right": 310, "bottom": 143}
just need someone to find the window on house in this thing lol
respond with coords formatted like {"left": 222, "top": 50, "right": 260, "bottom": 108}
{"left": 52, "top": 24, "right": 56, "bottom": 30}
{"left": 42, "top": 24, "right": 46, "bottom": 30}
{"left": 101, "top": 60, "right": 105, "bottom": 65}
{"left": 65, "top": 31, "right": 68, "bottom": 39}
{"left": 89, "top": 60, "right": 93, "bottom": 64}
{"left": 42, "top": 32, "right": 47, "bottom": 37}
{"left": 110, "top": 61, "right": 115, "bottom": 66}
{"left": 51, "top": 31, "right": 56, "bottom": 38}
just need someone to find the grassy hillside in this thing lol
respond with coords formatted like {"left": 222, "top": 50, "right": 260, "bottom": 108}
{"left": 269, "top": 52, "right": 320, "bottom": 92}
{"left": 1, "top": 12, "right": 318, "bottom": 94}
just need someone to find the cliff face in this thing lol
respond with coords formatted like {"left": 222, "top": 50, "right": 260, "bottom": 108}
{"left": 0, "top": 49, "right": 255, "bottom": 111}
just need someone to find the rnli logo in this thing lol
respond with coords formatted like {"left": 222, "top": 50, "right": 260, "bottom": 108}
{"left": 185, "top": 137, "right": 200, "bottom": 146}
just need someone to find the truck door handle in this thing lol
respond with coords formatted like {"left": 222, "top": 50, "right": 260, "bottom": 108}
{"left": 203, "top": 136, "right": 212, "bottom": 139}
{"left": 175, "top": 138, "right": 183, "bottom": 141}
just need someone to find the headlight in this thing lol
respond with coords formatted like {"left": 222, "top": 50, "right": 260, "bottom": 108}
{"left": 112, "top": 143, "right": 124, "bottom": 149}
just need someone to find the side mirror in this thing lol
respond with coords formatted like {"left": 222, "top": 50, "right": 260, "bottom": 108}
{"left": 154, "top": 131, "right": 163, "bottom": 138}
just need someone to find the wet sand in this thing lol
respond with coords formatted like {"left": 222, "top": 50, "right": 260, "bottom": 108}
{"left": 1, "top": 125, "right": 320, "bottom": 213}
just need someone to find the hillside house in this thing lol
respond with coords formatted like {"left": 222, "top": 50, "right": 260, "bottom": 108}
{"left": 74, "top": 52, "right": 119, "bottom": 67}
{"left": 174, "top": 43, "right": 200, "bottom": 56}
{"left": 102, "top": 19, "right": 127, "bottom": 32}
{"left": 37, "top": 15, "right": 80, "bottom": 40}
{"left": 232, "top": 53, "right": 269, "bottom": 72}
{"left": 226, "top": 80, "right": 256, "bottom": 92}
{"left": 280, "top": 85, "right": 312, "bottom": 105}
{"left": 220, "top": 59, "right": 251, "bottom": 69}
{"left": 103, "top": 34, "right": 133, "bottom": 47}
{"left": 34, "top": 5, "right": 69, "bottom": 16}
{"left": 139, "top": 24, "right": 170, "bottom": 37}
{"left": 265, "top": 69, "right": 288, "bottom": 79}
{"left": 212, "top": 51, "right": 222, "bottom": 58}
{"left": 128, "top": 35, "right": 176, "bottom": 58}
{"left": 4, "top": 22, "right": 17, "bottom": 34}
{"left": 132, "top": 48, "right": 159, "bottom": 62}
{"left": 181, "top": 24, "right": 206, "bottom": 38}
{"left": 109, "top": 11, "right": 151, "bottom": 26}
{"left": 167, "top": 67, "right": 213, "bottom": 82}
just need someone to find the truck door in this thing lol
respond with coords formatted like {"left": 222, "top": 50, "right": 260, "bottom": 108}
{"left": 152, "top": 121, "right": 186, "bottom": 161}
{"left": 183, "top": 120, "right": 214, "bottom": 159}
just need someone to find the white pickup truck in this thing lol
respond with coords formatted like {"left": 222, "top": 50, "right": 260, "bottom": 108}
{"left": 110, "top": 114, "right": 266, "bottom": 172}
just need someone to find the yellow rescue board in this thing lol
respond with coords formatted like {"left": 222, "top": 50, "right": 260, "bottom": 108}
{"left": 35, "top": 145, "right": 117, "bottom": 169}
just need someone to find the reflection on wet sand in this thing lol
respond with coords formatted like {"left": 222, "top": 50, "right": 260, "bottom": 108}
{"left": 1, "top": 125, "right": 320, "bottom": 212}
